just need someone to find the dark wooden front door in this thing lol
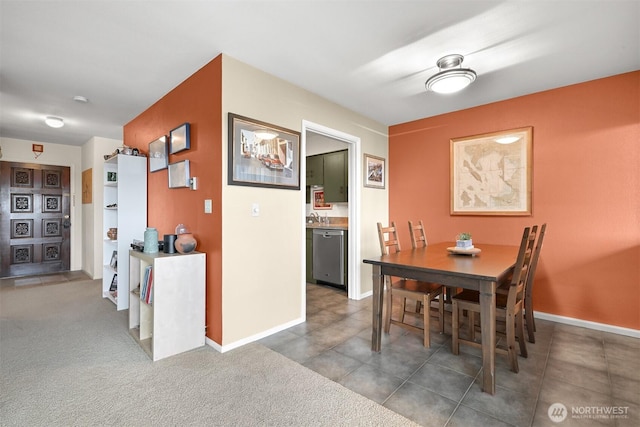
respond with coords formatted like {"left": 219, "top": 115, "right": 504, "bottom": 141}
{"left": 0, "top": 161, "right": 71, "bottom": 278}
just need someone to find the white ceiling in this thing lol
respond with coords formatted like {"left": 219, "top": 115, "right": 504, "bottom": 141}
{"left": 1, "top": 1, "right": 638, "bottom": 147}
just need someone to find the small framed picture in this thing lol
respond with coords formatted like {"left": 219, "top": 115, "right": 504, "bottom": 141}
{"left": 363, "top": 153, "right": 385, "bottom": 189}
{"left": 312, "top": 189, "right": 332, "bottom": 210}
{"left": 149, "top": 136, "right": 168, "bottom": 172}
{"left": 168, "top": 160, "right": 190, "bottom": 188}
{"left": 169, "top": 123, "right": 190, "bottom": 154}
{"left": 106, "top": 172, "right": 117, "bottom": 182}
{"left": 109, "top": 250, "right": 117, "bottom": 270}
{"left": 109, "top": 274, "right": 118, "bottom": 292}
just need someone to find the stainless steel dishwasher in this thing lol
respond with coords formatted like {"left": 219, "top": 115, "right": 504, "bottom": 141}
{"left": 312, "top": 228, "right": 345, "bottom": 287}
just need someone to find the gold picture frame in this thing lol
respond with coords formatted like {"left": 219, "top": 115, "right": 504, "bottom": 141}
{"left": 450, "top": 127, "right": 532, "bottom": 216}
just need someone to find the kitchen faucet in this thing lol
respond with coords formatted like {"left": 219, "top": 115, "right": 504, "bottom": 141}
{"left": 309, "top": 212, "right": 319, "bottom": 223}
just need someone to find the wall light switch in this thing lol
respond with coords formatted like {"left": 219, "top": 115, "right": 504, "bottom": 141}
{"left": 204, "top": 199, "right": 212, "bottom": 214}
{"left": 251, "top": 203, "right": 260, "bottom": 217}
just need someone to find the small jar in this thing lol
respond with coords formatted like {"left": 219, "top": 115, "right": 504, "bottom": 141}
{"left": 175, "top": 232, "right": 197, "bottom": 254}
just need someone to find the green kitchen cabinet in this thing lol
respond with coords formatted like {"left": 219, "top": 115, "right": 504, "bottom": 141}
{"left": 322, "top": 150, "right": 348, "bottom": 203}
{"left": 306, "top": 155, "right": 324, "bottom": 186}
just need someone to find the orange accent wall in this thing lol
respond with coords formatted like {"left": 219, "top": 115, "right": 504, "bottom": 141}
{"left": 389, "top": 71, "right": 640, "bottom": 330}
{"left": 123, "top": 56, "right": 223, "bottom": 343}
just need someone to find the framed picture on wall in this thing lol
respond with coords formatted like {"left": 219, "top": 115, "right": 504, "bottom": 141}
{"left": 450, "top": 126, "right": 533, "bottom": 216}
{"left": 169, "top": 123, "right": 191, "bottom": 154}
{"left": 148, "top": 136, "right": 168, "bottom": 172}
{"left": 312, "top": 189, "right": 332, "bottom": 210}
{"left": 363, "top": 153, "right": 385, "bottom": 189}
{"left": 168, "top": 160, "right": 191, "bottom": 188}
{"left": 228, "top": 113, "right": 301, "bottom": 190}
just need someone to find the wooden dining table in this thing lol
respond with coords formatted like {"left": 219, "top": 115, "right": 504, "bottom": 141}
{"left": 363, "top": 241, "right": 519, "bottom": 395}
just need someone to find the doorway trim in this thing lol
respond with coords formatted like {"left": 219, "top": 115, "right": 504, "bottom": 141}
{"left": 301, "top": 120, "right": 362, "bottom": 301}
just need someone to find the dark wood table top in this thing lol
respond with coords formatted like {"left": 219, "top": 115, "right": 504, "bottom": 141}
{"left": 363, "top": 242, "right": 519, "bottom": 283}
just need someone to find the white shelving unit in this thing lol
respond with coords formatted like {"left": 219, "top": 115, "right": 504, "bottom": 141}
{"left": 128, "top": 250, "right": 206, "bottom": 361}
{"left": 102, "top": 154, "right": 147, "bottom": 310}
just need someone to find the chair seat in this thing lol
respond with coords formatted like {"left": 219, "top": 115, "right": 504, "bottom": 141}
{"left": 452, "top": 289, "right": 509, "bottom": 308}
{"left": 391, "top": 279, "right": 442, "bottom": 295}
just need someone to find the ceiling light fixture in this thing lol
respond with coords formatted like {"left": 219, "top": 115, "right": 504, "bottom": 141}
{"left": 495, "top": 136, "right": 520, "bottom": 144}
{"left": 425, "top": 54, "right": 477, "bottom": 94}
{"left": 254, "top": 130, "right": 278, "bottom": 140}
{"left": 45, "top": 116, "right": 64, "bottom": 128}
{"left": 73, "top": 95, "right": 89, "bottom": 103}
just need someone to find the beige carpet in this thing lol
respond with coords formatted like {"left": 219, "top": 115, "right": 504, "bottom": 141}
{"left": 0, "top": 279, "right": 417, "bottom": 426}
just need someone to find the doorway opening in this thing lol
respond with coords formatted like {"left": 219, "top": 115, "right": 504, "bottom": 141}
{"left": 301, "top": 121, "right": 361, "bottom": 301}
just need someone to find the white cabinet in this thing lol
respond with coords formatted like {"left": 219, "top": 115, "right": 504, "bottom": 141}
{"left": 102, "top": 154, "right": 147, "bottom": 310}
{"left": 128, "top": 250, "right": 206, "bottom": 361}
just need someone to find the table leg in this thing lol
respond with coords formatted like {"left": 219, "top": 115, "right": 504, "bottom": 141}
{"left": 479, "top": 280, "right": 497, "bottom": 395}
{"left": 371, "top": 264, "right": 383, "bottom": 352}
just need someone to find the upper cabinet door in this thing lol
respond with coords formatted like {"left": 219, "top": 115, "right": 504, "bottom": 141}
{"left": 306, "top": 155, "right": 324, "bottom": 186}
{"left": 323, "top": 150, "right": 348, "bottom": 203}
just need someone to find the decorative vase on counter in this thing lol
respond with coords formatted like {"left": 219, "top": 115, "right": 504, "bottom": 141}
{"left": 174, "top": 224, "right": 197, "bottom": 254}
{"left": 143, "top": 227, "right": 159, "bottom": 254}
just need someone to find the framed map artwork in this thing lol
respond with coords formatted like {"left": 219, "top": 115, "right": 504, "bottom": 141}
{"left": 450, "top": 127, "right": 532, "bottom": 216}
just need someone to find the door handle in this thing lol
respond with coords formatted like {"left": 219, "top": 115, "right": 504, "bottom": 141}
{"left": 63, "top": 215, "right": 71, "bottom": 228}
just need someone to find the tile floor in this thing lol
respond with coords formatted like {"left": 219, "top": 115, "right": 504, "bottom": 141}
{"left": 260, "top": 283, "right": 640, "bottom": 427}
{"left": 0, "top": 270, "right": 91, "bottom": 288}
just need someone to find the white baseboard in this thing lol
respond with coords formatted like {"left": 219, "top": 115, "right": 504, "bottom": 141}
{"left": 535, "top": 311, "right": 640, "bottom": 338}
{"left": 205, "top": 316, "right": 306, "bottom": 353}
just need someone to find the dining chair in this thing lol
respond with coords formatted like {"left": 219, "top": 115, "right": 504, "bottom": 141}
{"left": 377, "top": 222, "right": 444, "bottom": 347}
{"left": 452, "top": 226, "right": 534, "bottom": 373}
{"left": 408, "top": 220, "right": 428, "bottom": 249}
{"left": 524, "top": 223, "right": 547, "bottom": 343}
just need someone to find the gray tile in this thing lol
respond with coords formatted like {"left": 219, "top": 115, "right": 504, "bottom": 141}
{"left": 538, "top": 376, "right": 614, "bottom": 414}
{"left": 383, "top": 381, "right": 457, "bottom": 427}
{"left": 366, "top": 344, "right": 432, "bottom": 380}
{"left": 427, "top": 346, "right": 482, "bottom": 378}
{"left": 302, "top": 349, "right": 363, "bottom": 381}
{"left": 543, "top": 357, "right": 611, "bottom": 395}
{"left": 448, "top": 404, "right": 515, "bottom": 427}
{"left": 338, "top": 363, "right": 405, "bottom": 404}
{"left": 408, "top": 362, "right": 474, "bottom": 401}
{"left": 462, "top": 379, "right": 537, "bottom": 427}
{"left": 258, "top": 330, "right": 299, "bottom": 349}
{"left": 610, "top": 373, "right": 640, "bottom": 405}
{"left": 332, "top": 335, "right": 376, "bottom": 363}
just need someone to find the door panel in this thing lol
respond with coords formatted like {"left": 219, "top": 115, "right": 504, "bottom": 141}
{"left": 0, "top": 161, "right": 71, "bottom": 278}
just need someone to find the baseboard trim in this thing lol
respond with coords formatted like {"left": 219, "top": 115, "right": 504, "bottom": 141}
{"left": 535, "top": 311, "right": 640, "bottom": 338}
{"left": 205, "top": 316, "right": 306, "bottom": 353}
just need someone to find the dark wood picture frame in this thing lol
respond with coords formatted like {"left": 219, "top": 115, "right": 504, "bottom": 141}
{"left": 228, "top": 113, "right": 301, "bottom": 190}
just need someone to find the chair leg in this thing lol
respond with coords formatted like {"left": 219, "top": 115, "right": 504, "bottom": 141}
{"left": 516, "top": 309, "right": 528, "bottom": 358}
{"left": 525, "top": 301, "right": 536, "bottom": 343}
{"left": 452, "top": 300, "right": 459, "bottom": 355}
{"left": 416, "top": 300, "right": 422, "bottom": 313}
{"left": 468, "top": 311, "right": 476, "bottom": 342}
{"left": 438, "top": 292, "right": 445, "bottom": 334}
{"left": 423, "top": 294, "right": 430, "bottom": 348}
{"left": 399, "top": 297, "right": 407, "bottom": 323}
{"left": 506, "top": 311, "right": 519, "bottom": 373}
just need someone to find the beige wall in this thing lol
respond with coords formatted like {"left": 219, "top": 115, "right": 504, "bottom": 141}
{"left": 0, "top": 137, "right": 83, "bottom": 272}
{"left": 81, "top": 137, "right": 122, "bottom": 278}
{"left": 221, "top": 55, "right": 388, "bottom": 347}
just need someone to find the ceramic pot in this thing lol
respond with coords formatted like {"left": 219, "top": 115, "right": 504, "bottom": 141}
{"left": 175, "top": 233, "right": 197, "bottom": 254}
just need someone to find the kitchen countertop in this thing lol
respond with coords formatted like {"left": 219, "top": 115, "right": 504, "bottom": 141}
{"left": 306, "top": 216, "right": 348, "bottom": 230}
{"left": 306, "top": 222, "right": 348, "bottom": 230}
